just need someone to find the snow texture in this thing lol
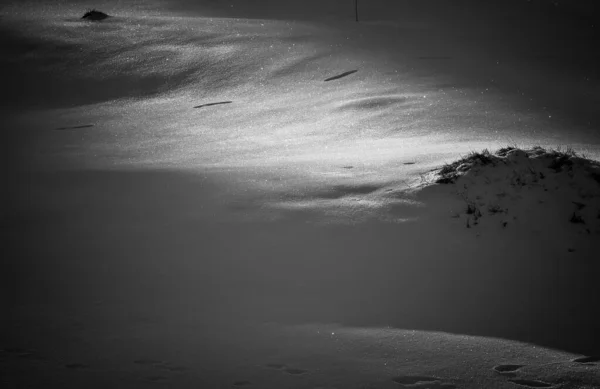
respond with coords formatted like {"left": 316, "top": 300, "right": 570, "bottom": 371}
{"left": 2, "top": 0, "right": 600, "bottom": 388}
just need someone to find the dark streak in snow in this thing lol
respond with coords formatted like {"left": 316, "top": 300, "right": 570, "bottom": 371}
{"left": 54, "top": 124, "right": 94, "bottom": 131}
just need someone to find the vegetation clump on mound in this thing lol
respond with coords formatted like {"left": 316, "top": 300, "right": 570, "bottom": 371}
{"left": 435, "top": 146, "right": 599, "bottom": 185}
{"left": 82, "top": 9, "right": 109, "bottom": 21}
{"left": 437, "top": 149, "right": 497, "bottom": 184}
{"left": 430, "top": 146, "right": 600, "bottom": 235}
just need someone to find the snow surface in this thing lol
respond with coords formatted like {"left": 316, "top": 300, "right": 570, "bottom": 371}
{"left": 2, "top": 0, "right": 600, "bottom": 388}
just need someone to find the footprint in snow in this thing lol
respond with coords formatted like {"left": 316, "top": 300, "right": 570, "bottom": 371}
{"left": 492, "top": 364, "right": 552, "bottom": 387}
{"left": 494, "top": 358, "right": 598, "bottom": 388}
{"left": 494, "top": 364, "right": 525, "bottom": 374}
{"left": 572, "top": 356, "right": 599, "bottom": 364}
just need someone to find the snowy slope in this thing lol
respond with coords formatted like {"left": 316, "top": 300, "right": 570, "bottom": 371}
{"left": 2, "top": 1, "right": 600, "bottom": 388}
{"left": 4, "top": 0, "right": 600, "bottom": 176}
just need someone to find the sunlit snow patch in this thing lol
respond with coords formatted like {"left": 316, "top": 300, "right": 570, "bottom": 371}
{"left": 265, "top": 146, "right": 600, "bottom": 232}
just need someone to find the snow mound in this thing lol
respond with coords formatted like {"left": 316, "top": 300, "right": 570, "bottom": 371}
{"left": 425, "top": 146, "right": 600, "bottom": 235}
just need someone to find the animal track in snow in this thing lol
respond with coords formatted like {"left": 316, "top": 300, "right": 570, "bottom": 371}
{"left": 508, "top": 379, "right": 553, "bottom": 388}
{"left": 494, "top": 364, "right": 525, "bottom": 373}
{"left": 572, "top": 356, "right": 599, "bottom": 364}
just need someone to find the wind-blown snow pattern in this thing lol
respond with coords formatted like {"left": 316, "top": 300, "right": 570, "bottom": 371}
{"left": 2, "top": 1, "right": 600, "bottom": 388}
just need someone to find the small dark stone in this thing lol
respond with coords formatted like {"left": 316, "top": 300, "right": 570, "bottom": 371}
{"left": 569, "top": 212, "right": 585, "bottom": 224}
{"left": 82, "top": 9, "right": 109, "bottom": 21}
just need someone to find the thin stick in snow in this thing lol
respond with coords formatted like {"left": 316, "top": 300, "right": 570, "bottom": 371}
{"left": 193, "top": 101, "right": 233, "bottom": 109}
{"left": 324, "top": 70, "right": 358, "bottom": 82}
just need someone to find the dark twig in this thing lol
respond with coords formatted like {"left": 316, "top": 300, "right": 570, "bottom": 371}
{"left": 324, "top": 70, "right": 358, "bottom": 82}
